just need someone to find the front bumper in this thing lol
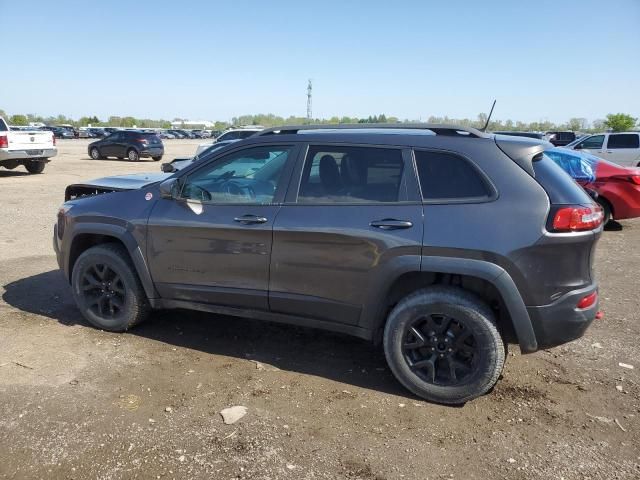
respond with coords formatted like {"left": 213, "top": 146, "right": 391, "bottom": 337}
{"left": 526, "top": 283, "right": 599, "bottom": 350}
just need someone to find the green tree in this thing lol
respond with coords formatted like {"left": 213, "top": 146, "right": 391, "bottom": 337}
{"left": 10, "top": 114, "right": 28, "bottom": 125}
{"left": 604, "top": 113, "right": 637, "bottom": 132}
{"left": 567, "top": 117, "right": 587, "bottom": 131}
{"left": 0, "top": 108, "right": 6, "bottom": 119}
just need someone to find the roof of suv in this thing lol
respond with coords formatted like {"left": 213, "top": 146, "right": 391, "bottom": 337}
{"left": 238, "top": 124, "right": 549, "bottom": 175}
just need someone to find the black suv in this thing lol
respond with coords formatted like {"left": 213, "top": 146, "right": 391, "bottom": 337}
{"left": 88, "top": 130, "right": 164, "bottom": 162}
{"left": 54, "top": 124, "right": 603, "bottom": 404}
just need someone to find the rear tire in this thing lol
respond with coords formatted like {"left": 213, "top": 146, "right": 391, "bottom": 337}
{"left": 127, "top": 149, "right": 139, "bottom": 162}
{"left": 383, "top": 286, "right": 505, "bottom": 404}
{"left": 152, "top": 156, "right": 163, "bottom": 162}
{"left": 597, "top": 198, "right": 612, "bottom": 225}
{"left": 71, "top": 243, "right": 150, "bottom": 332}
{"left": 25, "top": 161, "right": 45, "bottom": 174}
{"left": 90, "top": 147, "right": 102, "bottom": 160}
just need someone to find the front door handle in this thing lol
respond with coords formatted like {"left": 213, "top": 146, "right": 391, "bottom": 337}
{"left": 234, "top": 214, "right": 268, "bottom": 224}
{"left": 370, "top": 219, "right": 413, "bottom": 230}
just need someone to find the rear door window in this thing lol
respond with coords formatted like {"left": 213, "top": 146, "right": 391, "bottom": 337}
{"left": 607, "top": 133, "right": 640, "bottom": 149}
{"left": 297, "top": 145, "right": 404, "bottom": 203}
{"left": 414, "top": 150, "right": 492, "bottom": 201}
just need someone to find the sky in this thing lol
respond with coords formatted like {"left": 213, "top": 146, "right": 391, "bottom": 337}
{"left": 1, "top": 0, "right": 639, "bottom": 124}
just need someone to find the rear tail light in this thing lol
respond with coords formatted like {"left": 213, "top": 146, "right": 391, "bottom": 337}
{"left": 0, "top": 135, "right": 7, "bottom": 148}
{"left": 576, "top": 291, "right": 597, "bottom": 310}
{"left": 551, "top": 204, "right": 603, "bottom": 232}
{"left": 630, "top": 175, "right": 640, "bottom": 185}
{"left": 137, "top": 138, "right": 149, "bottom": 144}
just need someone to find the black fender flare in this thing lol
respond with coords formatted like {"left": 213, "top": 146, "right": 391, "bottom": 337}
{"left": 363, "top": 255, "right": 538, "bottom": 354}
{"left": 69, "top": 223, "right": 158, "bottom": 300}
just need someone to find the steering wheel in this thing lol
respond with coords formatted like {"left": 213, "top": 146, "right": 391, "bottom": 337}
{"left": 187, "top": 184, "right": 212, "bottom": 201}
{"left": 221, "top": 181, "right": 255, "bottom": 200}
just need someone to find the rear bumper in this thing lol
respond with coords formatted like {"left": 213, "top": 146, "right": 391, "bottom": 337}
{"left": 0, "top": 148, "right": 57, "bottom": 161}
{"left": 140, "top": 147, "right": 164, "bottom": 158}
{"left": 526, "top": 283, "right": 599, "bottom": 350}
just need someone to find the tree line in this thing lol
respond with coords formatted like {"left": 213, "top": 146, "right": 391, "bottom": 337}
{"left": 1, "top": 108, "right": 637, "bottom": 133}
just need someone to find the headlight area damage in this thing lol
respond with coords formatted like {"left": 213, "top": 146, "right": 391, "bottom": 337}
{"left": 65, "top": 184, "right": 122, "bottom": 201}
{"left": 63, "top": 172, "right": 170, "bottom": 201}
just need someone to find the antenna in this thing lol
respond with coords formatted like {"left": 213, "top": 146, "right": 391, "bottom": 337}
{"left": 306, "top": 79, "right": 313, "bottom": 124}
{"left": 481, "top": 99, "right": 496, "bottom": 132}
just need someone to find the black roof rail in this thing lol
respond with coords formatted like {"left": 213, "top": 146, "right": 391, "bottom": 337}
{"left": 254, "top": 123, "right": 487, "bottom": 138}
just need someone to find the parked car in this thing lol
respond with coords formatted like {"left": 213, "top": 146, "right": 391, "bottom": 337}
{"left": 160, "top": 139, "right": 240, "bottom": 173}
{"left": 87, "top": 128, "right": 108, "bottom": 138}
{"left": 159, "top": 131, "right": 176, "bottom": 139}
{"left": 43, "top": 126, "right": 74, "bottom": 139}
{"left": 88, "top": 130, "right": 164, "bottom": 161}
{"left": 564, "top": 132, "right": 640, "bottom": 167}
{"left": 55, "top": 124, "right": 603, "bottom": 404}
{"left": 0, "top": 116, "right": 57, "bottom": 173}
{"left": 195, "top": 127, "right": 263, "bottom": 155}
{"left": 168, "top": 130, "right": 187, "bottom": 139}
{"left": 545, "top": 147, "right": 640, "bottom": 225}
{"left": 545, "top": 131, "right": 576, "bottom": 147}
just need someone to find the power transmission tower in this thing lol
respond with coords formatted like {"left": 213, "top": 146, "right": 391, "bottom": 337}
{"left": 306, "top": 79, "right": 312, "bottom": 124}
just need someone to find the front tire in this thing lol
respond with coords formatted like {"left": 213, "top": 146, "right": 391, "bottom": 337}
{"left": 152, "top": 156, "right": 163, "bottom": 162}
{"left": 383, "top": 286, "right": 505, "bottom": 404}
{"left": 71, "top": 244, "right": 150, "bottom": 332}
{"left": 25, "top": 161, "right": 45, "bottom": 174}
{"left": 127, "top": 149, "right": 139, "bottom": 162}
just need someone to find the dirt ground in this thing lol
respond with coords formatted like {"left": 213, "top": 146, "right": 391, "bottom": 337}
{"left": 0, "top": 139, "right": 639, "bottom": 480}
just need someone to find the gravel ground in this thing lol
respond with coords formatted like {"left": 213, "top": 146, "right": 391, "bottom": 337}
{"left": 1, "top": 140, "right": 639, "bottom": 480}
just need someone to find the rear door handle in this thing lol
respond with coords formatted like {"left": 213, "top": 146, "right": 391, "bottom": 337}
{"left": 234, "top": 214, "right": 268, "bottom": 224}
{"left": 370, "top": 219, "right": 413, "bottom": 230}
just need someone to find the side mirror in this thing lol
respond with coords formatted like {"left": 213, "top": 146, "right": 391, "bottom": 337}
{"left": 161, "top": 162, "right": 176, "bottom": 173}
{"left": 159, "top": 177, "right": 180, "bottom": 199}
{"left": 574, "top": 144, "right": 582, "bottom": 150}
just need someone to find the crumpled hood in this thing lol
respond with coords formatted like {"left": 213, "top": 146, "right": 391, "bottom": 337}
{"left": 75, "top": 172, "right": 170, "bottom": 190}
{"left": 64, "top": 172, "right": 171, "bottom": 201}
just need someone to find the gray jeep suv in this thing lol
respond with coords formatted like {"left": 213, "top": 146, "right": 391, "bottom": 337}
{"left": 54, "top": 124, "right": 603, "bottom": 404}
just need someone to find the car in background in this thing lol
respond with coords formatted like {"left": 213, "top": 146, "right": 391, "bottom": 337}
{"left": 0, "top": 116, "right": 57, "bottom": 173}
{"left": 168, "top": 130, "right": 187, "bottom": 139}
{"left": 87, "top": 128, "right": 108, "bottom": 138}
{"left": 546, "top": 146, "right": 640, "bottom": 225}
{"left": 194, "top": 127, "right": 263, "bottom": 155}
{"left": 545, "top": 131, "right": 576, "bottom": 147}
{"left": 88, "top": 130, "right": 164, "bottom": 162}
{"left": 159, "top": 131, "right": 176, "bottom": 139}
{"left": 564, "top": 132, "right": 640, "bottom": 167}
{"left": 43, "top": 126, "right": 75, "bottom": 139}
{"left": 103, "top": 127, "right": 120, "bottom": 135}
{"left": 493, "top": 131, "right": 546, "bottom": 140}
{"left": 160, "top": 139, "right": 240, "bottom": 173}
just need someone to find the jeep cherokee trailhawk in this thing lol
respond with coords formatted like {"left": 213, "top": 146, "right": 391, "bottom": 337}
{"left": 54, "top": 124, "right": 603, "bottom": 404}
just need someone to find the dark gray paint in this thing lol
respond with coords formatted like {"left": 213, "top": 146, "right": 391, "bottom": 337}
{"left": 55, "top": 127, "right": 602, "bottom": 353}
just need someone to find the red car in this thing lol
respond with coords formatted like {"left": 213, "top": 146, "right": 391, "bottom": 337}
{"left": 547, "top": 147, "right": 640, "bottom": 224}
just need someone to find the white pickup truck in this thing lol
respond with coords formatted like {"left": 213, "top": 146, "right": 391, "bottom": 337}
{"left": 0, "top": 117, "right": 57, "bottom": 173}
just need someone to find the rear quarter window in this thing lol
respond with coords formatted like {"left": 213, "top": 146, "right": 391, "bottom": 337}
{"left": 533, "top": 153, "right": 593, "bottom": 204}
{"left": 414, "top": 150, "right": 492, "bottom": 201}
{"left": 0, "top": 118, "right": 7, "bottom": 131}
